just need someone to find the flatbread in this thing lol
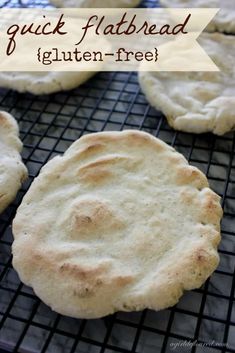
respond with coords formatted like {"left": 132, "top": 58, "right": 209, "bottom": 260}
{"left": 12, "top": 130, "right": 222, "bottom": 318}
{"left": 160, "top": 0, "right": 235, "bottom": 34}
{"left": 0, "top": 111, "right": 27, "bottom": 214}
{"left": 49, "top": 0, "right": 141, "bottom": 8}
{"left": 0, "top": 17, "right": 109, "bottom": 95}
{"left": 139, "top": 33, "right": 235, "bottom": 135}
{"left": 0, "top": 72, "right": 95, "bottom": 95}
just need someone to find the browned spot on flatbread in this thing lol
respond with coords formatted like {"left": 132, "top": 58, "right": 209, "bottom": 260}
{"left": 77, "top": 155, "right": 136, "bottom": 184}
{"left": 59, "top": 262, "right": 109, "bottom": 279}
{"left": 69, "top": 199, "right": 125, "bottom": 238}
{"left": 0, "top": 112, "right": 9, "bottom": 126}
{"left": 75, "top": 143, "right": 105, "bottom": 160}
{"left": 79, "top": 155, "right": 132, "bottom": 171}
{"left": 176, "top": 166, "right": 208, "bottom": 187}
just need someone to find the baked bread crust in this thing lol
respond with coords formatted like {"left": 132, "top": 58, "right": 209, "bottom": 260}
{"left": 160, "top": 0, "right": 235, "bottom": 34}
{"left": 0, "top": 72, "right": 96, "bottom": 95}
{"left": 0, "top": 111, "right": 27, "bottom": 214}
{"left": 12, "top": 130, "right": 222, "bottom": 318}
{"left": 139, "top": 33, "right": 235, "bottom": 135}
{"left": 0, "top": 18, "right": 110, "bottom": 95}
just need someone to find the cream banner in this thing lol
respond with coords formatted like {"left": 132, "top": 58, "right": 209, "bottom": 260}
{"left": 0, "top": 8, "right": 219, "bottom": 71}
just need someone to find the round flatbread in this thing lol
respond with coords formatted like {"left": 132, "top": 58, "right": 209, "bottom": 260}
{"left": 0, "top": 72, "right": 96, "bottom": 95}
{"left": 12, "top": 130, "right": 222, "bottom": 318}
{"left": 139, "top": 33, "right": 235, "bottom": 135}
{"left": 160, "top": 0, "right": 235, "bottom": 34}
{"left": 49, "top": 0, "right": 141, "bottom": 8}
{"left": 0, "top": 112, "right": 27, "bottom": 214}
{"left": 0, "top": 16, "right": 109, "bottom": 95}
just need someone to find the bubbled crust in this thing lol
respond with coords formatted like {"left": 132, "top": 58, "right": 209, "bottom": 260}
{"left": 0, "top": 111, "right": 27, "bottom": 214}
{"left": 139, "top": 33, "right": 235, "bottom": 135}
{"left": 12, "top": 130, "right": 222, "bottom": 318}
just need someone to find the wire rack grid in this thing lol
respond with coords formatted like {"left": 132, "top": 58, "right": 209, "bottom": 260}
{"left": 0, "top": 0, "right": 235, "bottom": 352}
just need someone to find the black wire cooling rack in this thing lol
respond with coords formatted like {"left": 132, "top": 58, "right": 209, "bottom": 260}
{"left": 0, "top": 0, "right": 235, "bottom": 352}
